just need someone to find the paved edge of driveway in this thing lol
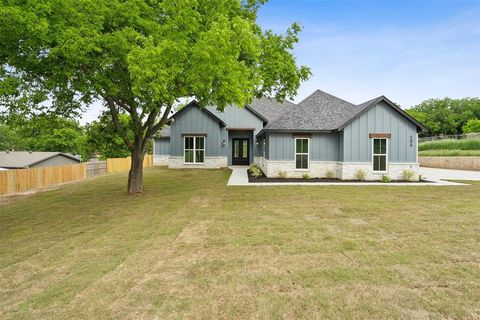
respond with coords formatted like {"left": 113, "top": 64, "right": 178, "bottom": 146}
{"left": 227, "top": 167, "right": 469, "bottom": 187}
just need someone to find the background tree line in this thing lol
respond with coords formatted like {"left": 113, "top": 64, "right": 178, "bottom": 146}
{"left": 0, "top": 112, "right": 136, "bottom": 161}
{"left": 405, "top": 97, "right": 480, "bottom": 137}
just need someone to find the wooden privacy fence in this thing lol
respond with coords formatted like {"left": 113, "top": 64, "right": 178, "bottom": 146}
{"left": 0, "top": 155, "right": 154, "bottom": 196}
{"left": 106, "top": 155, "right": 153, "bottom": 173}
{"left": 0, "top": 164, "right": 87, "bottom": 196}
{"left": 86, "top": 161, "right": 107, "bottom": 178}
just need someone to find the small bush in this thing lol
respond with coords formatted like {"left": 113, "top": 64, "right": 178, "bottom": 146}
{"left": 354, "top": 169, "right": 367, "bottom": 181}
{"left": 381, "top": 175, "right": 391, "bottom": 183}
{"left": 278, "top": 170, "right": 287, "bottom": 179}
{"left": 402, "top": 169, "right": 416, "bottom": 181}
{"left": 325, "top": 169, "right": 336, "bottom": 179}
{"left": 248, "top": 164, "right": 263, "bottom": 178}
{"left": 302, "top": 173, "right": 310, "bottom": 180}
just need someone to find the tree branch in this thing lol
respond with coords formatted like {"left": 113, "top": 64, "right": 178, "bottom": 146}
{"left": 142, "top": 104, "right": 173, "bottom": 151}
{"left": 105, "top": 96, "right": 135, "bottom": 150}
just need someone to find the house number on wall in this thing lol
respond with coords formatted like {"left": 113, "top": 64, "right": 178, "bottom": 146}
{"left": 409, "top": 136, "right": 413, "bottom": 147}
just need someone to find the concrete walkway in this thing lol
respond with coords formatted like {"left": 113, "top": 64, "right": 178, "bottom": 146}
{"left": 420, "top": 167, "right": 480, "bottom": 181}
{"left": 227, "top": 166, "right": 249, "bottom": 186}
{"left": 227, "top": 166, "right": 473, "bottom": 187}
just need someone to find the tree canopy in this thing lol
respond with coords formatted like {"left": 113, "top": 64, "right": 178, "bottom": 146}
{"left": 0, "top": 0, "right": 310, "bottom": 193}
{"left": 0, "top": 114, "right": 86, "bottom": 157}
{"left": 84, "top": 113, "right": 140, "bottom": 160}
{"left": 406, "top": 98, "right": 480, "bottom": 136}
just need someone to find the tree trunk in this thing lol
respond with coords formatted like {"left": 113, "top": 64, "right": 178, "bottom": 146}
{"left": 127, "top": 148, "right": 145, "bottom": 194}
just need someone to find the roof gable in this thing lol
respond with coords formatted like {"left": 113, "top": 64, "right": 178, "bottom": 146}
{"left": 337, "top": 96, "right": 425, "bottom": 131}
{"left": 170, "top": 101, "right": 227, "bottom": 127}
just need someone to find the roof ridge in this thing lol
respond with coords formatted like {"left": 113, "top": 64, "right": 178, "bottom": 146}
{"left": 356, "top": 96, "right": 382, "bottom": 107}
{"left": 300, "top": 89, "right": 355, "bottom": 106}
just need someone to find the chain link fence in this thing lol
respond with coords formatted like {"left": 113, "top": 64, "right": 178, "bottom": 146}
{"left": 419, "top": 133, "right": 480, "bottom": 143}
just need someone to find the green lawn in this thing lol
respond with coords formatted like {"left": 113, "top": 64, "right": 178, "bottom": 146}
{"left": 419, "top": 149, "right": 480, "bottom": 156}
{"left": 1, "top": 167, "right": 479, "bottom": 319}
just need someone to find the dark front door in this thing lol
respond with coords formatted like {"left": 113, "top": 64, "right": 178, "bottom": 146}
{"left": 232, "top": 138, "right": 250, "bottom": 165}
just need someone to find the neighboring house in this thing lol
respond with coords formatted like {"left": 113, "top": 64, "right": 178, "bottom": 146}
{"left": 154, "top": 90, "right": 424, "bottom": 180}
{"left": 0, "top": 151, "right": 81, "bottom": 169}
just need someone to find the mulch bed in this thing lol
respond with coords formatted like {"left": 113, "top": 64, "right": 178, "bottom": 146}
{"left": 247, "top": 172, "right": 431, "bottom": 183}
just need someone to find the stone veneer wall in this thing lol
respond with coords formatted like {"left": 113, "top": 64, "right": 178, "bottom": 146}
{"left": 153, "top": 155, "right": 169, "bottom": 166}
{"left": 168, "top": 156, "right": 228, "bottom": 169}
{"left": 262, "top": 159, "right": 420, "bottom": 181}
{"left": 419, "top": 157, "right": 480, "bottom": 171}
{"left": 338, "top": 162, "right": 420, "bottom": 181}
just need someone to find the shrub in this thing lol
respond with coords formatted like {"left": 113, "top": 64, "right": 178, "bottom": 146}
{"left": 302, "top": 173, "right": 310, "bottom": 180}
{"left": 402, "top": 169, "right": 416, "bottom": 181}
{"left": 278, "top": 170, "right": 287, "bottom": 179}
{"left": 354, "top": 169, "right": 367, "bottom": 181}
{"left": 381, "top": 175, "right": 391, "bottom": 183}
{"left": 463, "top": 119, "right": 480, "bottom": 134}
{"left": 248, "top": 164, "right": 263, "bottom": 178}
{"left": 325, "top": 169, "right": 336, "bottom": 179}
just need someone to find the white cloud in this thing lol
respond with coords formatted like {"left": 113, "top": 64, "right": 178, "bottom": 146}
{"left": 293, "top": 7, "right": 480, "bottom": 107}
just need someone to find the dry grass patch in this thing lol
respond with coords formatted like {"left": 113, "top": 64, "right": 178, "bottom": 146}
{"left": 1, "top": 167, "right": 479, "bottom": 319}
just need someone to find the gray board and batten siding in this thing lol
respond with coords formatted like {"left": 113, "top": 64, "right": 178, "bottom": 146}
{"left": 156, "top": 103, "right": 267, "bottom": 165}
{"left": 265, "top": 101, "right": 417, "bottom": 163}
{"left": 266, "top": 132, "right": 341, "bottom": 161}
{"left": 342, "top": 101, "right": 417, "bottom": 163}
{"left": 208, "top": 106, "right": 265, "bottom": 164}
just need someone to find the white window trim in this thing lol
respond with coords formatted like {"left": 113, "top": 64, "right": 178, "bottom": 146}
{"left": 371, "top": 138, "right": 389, "bottom": 173}
{"left": 184, "top": 136, "right": 205, "bottom": 164}
{"left": 295, "top": 137, "right": 310, "bottom": 171}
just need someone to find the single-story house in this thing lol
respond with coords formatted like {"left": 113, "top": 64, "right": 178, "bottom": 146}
{"left": 0, "top": 151, "right": 81, "bottom": 169}
{"left": 153, "top": 90, "right": 424, "bottom": 180}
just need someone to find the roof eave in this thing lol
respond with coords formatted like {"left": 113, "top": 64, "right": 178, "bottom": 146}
{"left": 26, "top": 153, "right": 80, "bottom": 167}
{"left": 256, "top": 128, "right": 334, "bottom": 138}
{"left": 244, "top": 105, "right": 269, "bottom": 123}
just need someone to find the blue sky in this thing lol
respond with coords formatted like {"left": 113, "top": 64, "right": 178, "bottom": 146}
{"left": 257, "top": 0, "right": 480, "bottom": 107}
{"left": 81, "top": 0, "right": 480, "bottom": 123}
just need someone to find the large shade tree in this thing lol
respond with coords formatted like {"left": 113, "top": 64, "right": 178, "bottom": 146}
{"left": 0, "top": 0, "right": 310, "bottom": 193}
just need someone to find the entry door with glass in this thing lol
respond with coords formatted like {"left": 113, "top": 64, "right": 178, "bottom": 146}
{"left": 232, "top": 138, "right": 249, "bottom": 165}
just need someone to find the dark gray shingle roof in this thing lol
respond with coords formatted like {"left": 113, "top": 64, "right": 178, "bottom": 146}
{"left": 264, "top": 90, "right": 361, "bottom": 131}
{"left": 155, "top": 126, "right": 171, "bottom": 138}
{"left": 262, "top": 90, "right": 424, "bottom": 133}
{"left": 248, "top": 97, "right": 296, "bottom": 122}
{"left": 0, "top": 151, "right": 80, "bottom": 169}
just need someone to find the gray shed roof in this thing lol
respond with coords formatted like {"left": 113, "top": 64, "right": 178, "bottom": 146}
{"left": 0, "top": 151, "right": 81, "bottom": 169}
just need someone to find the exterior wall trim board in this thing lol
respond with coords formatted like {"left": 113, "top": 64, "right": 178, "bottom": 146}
{"left": 369, "top": 133, "right": 391, "bottom": 138}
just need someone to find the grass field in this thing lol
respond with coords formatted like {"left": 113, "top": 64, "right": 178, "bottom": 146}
{"left": 419, "top": 149, "right": 480, "bottom": 156}
{"left": 419, "top": 138, "right": 480, "bottom": 151}
{"left": 1, "top": 167, "right": 479, "bottom": 319}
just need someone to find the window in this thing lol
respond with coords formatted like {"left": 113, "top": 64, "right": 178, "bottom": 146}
{"left": 295, "top": 138, "right": 309, "bottom": 170}
{"left": 184, "top": 136, "right": 205, "bottom": 163}
{"left": 372, "top": 138, "right": 388, "bottom": 172}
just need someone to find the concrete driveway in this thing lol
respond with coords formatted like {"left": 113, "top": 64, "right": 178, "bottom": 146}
{"left": 420, "top": 167, "right": 480, "bottom": 181}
